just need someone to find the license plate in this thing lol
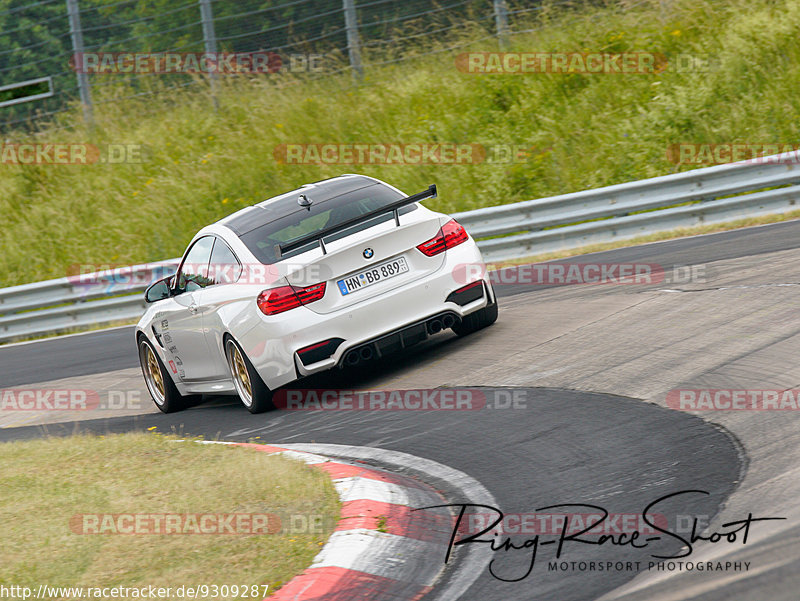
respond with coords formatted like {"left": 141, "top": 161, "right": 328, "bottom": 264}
{"left": 337, "top": 257, "right": 409, "bottom": 296}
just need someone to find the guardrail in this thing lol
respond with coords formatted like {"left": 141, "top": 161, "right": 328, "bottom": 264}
{"left": 454, "top": 149, "right": 800, "bottom": 263}
{"left": 0, "top": 260, "right": 179, "bottom": 343}
{"left": 3, "top": 149, "right": 800, "bottom": 343}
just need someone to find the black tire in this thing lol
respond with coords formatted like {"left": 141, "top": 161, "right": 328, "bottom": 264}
{"left": 452, "top": 300, "right": 498, "bottom": 337}
{"left": 138, "top": 336, "right": 199, "bottom": 413}
{"left": 224, "top": 337, "right": 274, "bottom": 414}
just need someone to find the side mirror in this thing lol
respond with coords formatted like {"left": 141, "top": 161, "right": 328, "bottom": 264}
{"left": 144, "top": 276, "right": 172, "bottom": 303}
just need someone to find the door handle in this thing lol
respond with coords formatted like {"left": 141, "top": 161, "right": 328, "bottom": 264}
{"left": 188, "top": 304, "right": 199, "bottom": 314}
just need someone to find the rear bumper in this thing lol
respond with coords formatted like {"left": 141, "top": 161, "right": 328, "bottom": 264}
{"left": 335, "top": 309, "right": 463, "bottom": 369}
{"left": 237, "top": 240, "right": 493, "bottom": 390}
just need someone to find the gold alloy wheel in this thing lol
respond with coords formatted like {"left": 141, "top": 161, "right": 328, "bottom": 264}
{"left": 142, "top": 343, "right": 165, "bottom": 404}
{"left": 227, "top": 340, "right": 253, "bottom": 406}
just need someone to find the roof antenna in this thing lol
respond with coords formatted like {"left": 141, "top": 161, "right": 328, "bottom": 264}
{"left": 298, "top": 194, "right": 313, "bottom": 210}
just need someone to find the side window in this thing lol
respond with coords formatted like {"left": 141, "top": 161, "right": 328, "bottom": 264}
{"left": 208, "top": 238, "right": 242, "bottom": 286}
{"left": 177, "top": 236, "right": 214, "bottom": 292}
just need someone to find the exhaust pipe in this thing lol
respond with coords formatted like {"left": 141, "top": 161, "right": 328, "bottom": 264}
{"left": 359, "top": 346, "right": 374, "bottom": 361}
{"left": 345, "top": 350, "right": 361, "bottom": 366}
{"left": 442, "top": 314, "right": 456, "bottom": 329}
{"left": 427, "top": 319, "right": 443, "bottom": 334}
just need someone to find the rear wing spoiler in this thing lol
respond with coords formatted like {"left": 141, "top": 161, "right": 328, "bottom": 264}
{"left": 277, "top": 184, "right": 437, "bottom": 258}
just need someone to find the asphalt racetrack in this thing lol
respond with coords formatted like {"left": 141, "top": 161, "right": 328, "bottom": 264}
{"left": 4, "top": 220, "right": 800, "bottom": 600}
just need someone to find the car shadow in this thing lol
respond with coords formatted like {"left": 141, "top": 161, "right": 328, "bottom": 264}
{"left": 187, "top": 330, "right": 472, "bottom": 413}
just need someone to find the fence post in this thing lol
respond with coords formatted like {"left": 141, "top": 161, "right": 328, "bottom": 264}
{"left": 659, "top": 0, "right": 670, "bottom": 23}
{"left": 198, "top": 0, "right": 219, "bottom": 110}
{"left": 65, "top": 0, "right": 93, "bottom": 127}
{"left": 493, "top": 0, "right": 509, "bottom": 49}
{"left": 342, "top": 0, "right": 363, "bottom": 82}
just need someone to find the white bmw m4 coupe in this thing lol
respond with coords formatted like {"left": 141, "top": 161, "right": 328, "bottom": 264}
{"left": 136, "top": 175, "right": 498, "bottom": 413}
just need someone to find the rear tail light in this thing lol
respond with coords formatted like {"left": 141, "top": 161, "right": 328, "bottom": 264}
{"left": 257, "top": 282, "right": 327, "bottom": 315}
{"left": 294, "top": 282, "right": 326, "bottom": 304}
{"left": 417, "top": 219, "right": 469, "bottom": 257}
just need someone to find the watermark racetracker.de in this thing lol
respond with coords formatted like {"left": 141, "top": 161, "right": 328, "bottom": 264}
{"left": 0, "top": 389, "right": 147, "bottom": 412}
{"left": 272, "top": 143, "right": 552, "bottom": 165}
{"left": 667, "top": 389, "right": 800, "bottom": 411}
{"left": 666, "top": 143, "right": 800, "bottom": 165}
{"left": 454, "top": 52, "right": 717, "bottom": 75}
{"left": 1, "top": 143, "right": 149, "bottom": 165}
{"left": 65, "top": 262, "right": 335, "bottom": 295}
{"left": 70, "top": 52, "right": 324, "bottom": 74}
{"left": 452, "top": 262, "right": 708, "bottom": 286}
{"left": 272, "top": 388, "right": 530, "bottom": 410}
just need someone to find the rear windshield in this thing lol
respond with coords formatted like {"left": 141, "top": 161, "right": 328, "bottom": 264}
{"left": 239, "top": 183, "right": 416, "bottom": 264}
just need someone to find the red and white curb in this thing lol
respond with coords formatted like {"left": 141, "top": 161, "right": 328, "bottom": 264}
{"left": 274, "top": 443, "right": 497, "bottom": 601}
{"left": 196, "top": 441, "right": 495, "bottom": 600}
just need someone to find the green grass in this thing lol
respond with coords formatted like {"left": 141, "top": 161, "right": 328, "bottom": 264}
{"left": 0, "top": 433, "right": 340, "bottom": 596}
{"left": 2, "top": 0, "right": 800, "bottom": 287}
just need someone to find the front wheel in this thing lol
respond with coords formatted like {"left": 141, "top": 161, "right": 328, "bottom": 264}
{"left": 138, "top": 337, "right": 199, "bottom": 413}
{"left": 452, "top": 300, "right": 498, "bottom": 337}
{"left": 225, "top": 337, "right": 274, "bottom": 414}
